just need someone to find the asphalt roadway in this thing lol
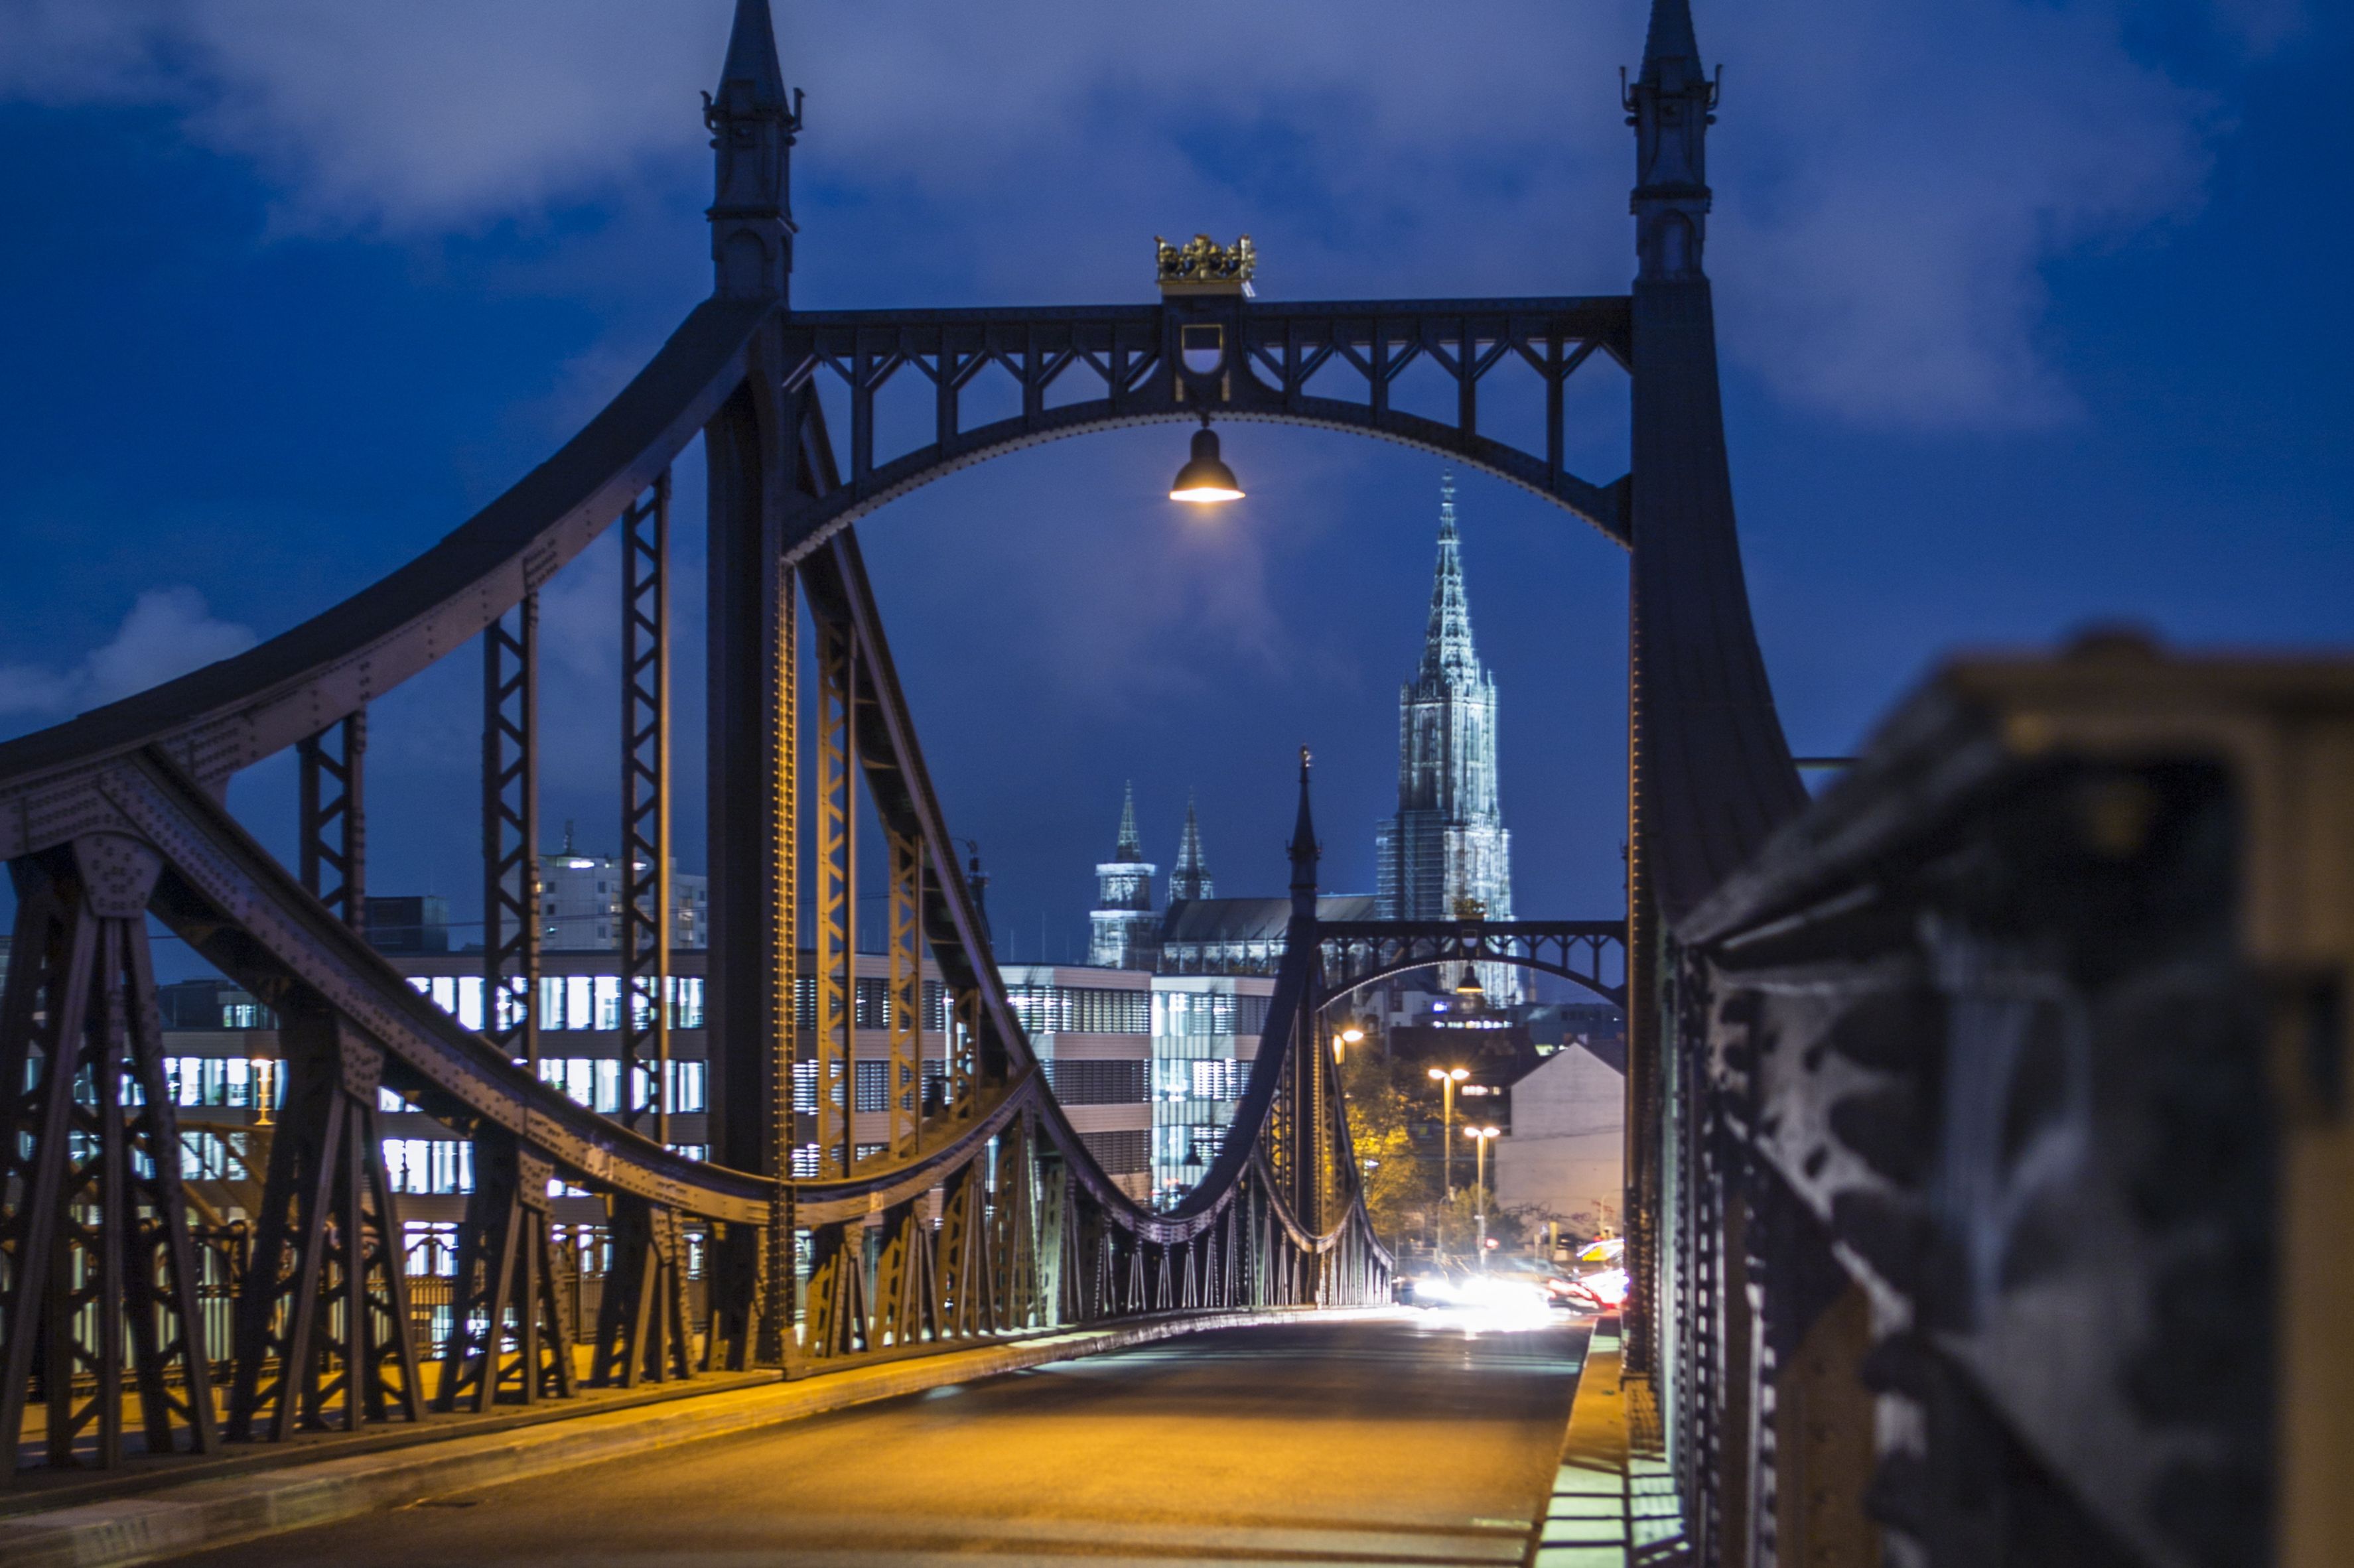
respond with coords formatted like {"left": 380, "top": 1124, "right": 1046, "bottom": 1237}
{"left": 168, "top": 1313, "right": 1590, "bottom": 1567}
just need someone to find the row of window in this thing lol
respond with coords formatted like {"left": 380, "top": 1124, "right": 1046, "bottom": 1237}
{"left": 375, "top": 1138, "right": 704, "bottom": 1195}
{"left": 408, "top": 974, "right": 709, "bottom": 1033}
{"left": 537, "top": 1057, "right": 708, "bottom": 1115}
{"left": 1152, "top": 990, "right": 1271, "bottom": 1038}
{"left": 1006, "top": 985, "right": 1152, "bottom": 1036}
{"left": 1149, "top": 1057, "right": 1243, "bottom": 1104}
{"left": 788, "top": 1059, "right": 951, "bottom": 1115}
{"left": 405, "top": 973, "right": 962, "bottom": 1034}
{"left": 401, "top": 1221, "right": 707, "bottom": 1281}
{"left": 161, "top": 1056, "right": 285, "bottom": 1110}
{"left": 1040, "top": 1059, "right": 1150, "bottom": 1106}
{"left": 1077, "top": 1128, "right": 1151, "bottom": 1175}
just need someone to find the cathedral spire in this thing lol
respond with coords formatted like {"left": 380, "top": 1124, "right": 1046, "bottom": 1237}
{"left": 705, "top": 0, "right": 801, "bottom": 300}
{"left": 1288, "top": 749, "right": 1320, "bottom": 921}
{"left": 1419, "top": 473, "right": 1478, "bottom": 685}
{"left": 1115, "top": 781, "right": 1143, "bottom": 862}
{"left": 1170, "top": 790, "right": 1214, "bottom": 902}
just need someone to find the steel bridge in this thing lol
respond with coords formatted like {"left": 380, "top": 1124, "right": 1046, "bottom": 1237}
{"left": 9, "top": 1, "right": 2340, "bottom": 1565}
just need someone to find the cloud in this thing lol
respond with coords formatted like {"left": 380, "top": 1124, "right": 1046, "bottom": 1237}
{"left": 0, "top": 586, "right": 257, "bottom": 719}
{"left": 0, "top": 0, "right": 2294, "bottom": 429}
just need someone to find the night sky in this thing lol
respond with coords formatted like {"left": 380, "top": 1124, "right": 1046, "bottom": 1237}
{"left": 1, "top": 0, "right": 2346, "bottom": 972}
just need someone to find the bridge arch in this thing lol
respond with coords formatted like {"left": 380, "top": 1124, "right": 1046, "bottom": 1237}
{"left": 1317, "top": 952, "right": 1624, "bottom": 1012}
{"left": 771, "top": 298, "right": 1635, "bottom": 568}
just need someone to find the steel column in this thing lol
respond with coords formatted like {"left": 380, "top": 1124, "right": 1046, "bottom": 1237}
{"left": 482, "top": 596, "right": 541, "bottom": 1068}
{"left": 813, "top": 613, "right": 857, "bottom": 1178}
{"left": 297, "top": 710, "right": 367, "bottom": 931}
{"left": 885, "top": 824, "right": 922, "bottom": 1159}
{"left": 619, "top": 474, "right": 672, "bottom": 1140}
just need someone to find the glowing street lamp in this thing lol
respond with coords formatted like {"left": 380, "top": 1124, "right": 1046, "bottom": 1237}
{"left": 1168, "top": 419, "right": 1244, "bottom": 503}
{"left": 1335, "top": 1021, "right": 1366, "bottom": 1065}
{"left": 1427, "top": 1065, "right": 1470, "bottom": 1199}
{"left": 1468, "top": 1125, "right": 1502, "bottom": 1266}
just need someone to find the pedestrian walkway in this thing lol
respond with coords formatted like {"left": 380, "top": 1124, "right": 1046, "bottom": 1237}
{"left": 1527, "top": 1317, "right": 1688, "bottom": 1567}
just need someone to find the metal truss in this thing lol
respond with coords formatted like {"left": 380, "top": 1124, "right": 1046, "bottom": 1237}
{"left": 774, "top": 295, "right": 1633, "bottom": 566}
{"left": 811, "top": 609, "right": 857, "bottom": 1179}
{"left": 297, "top": 710, "right": 366, "bottom": 930}
{"left": 227, "top": 1004, "right": 420, "bottom": 1441}
{"left": 618, "top": 475, "right": 671, "bottom": 1137}
{"left": 591, "top": 1197, "right": 695, "bottom": 1386}
{"left": 437, "top": 1131, "right": 574, "bottom": 1411}
{"left": 1316, "top": 918, "right": 1627, "bottom": 1008}
{"left": 482, "top": 595, "right": 541, "bottom": 1067}
{"left": 885, "top": 824, "right": 923, "bottom": 1159}
{"left": 0, "top": 838, "right": 218, "bottom": 1473}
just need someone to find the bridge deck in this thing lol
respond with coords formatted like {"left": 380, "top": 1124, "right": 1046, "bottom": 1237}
{"left": 165, "top": 1315, "right": 1590, "bottom": 1567}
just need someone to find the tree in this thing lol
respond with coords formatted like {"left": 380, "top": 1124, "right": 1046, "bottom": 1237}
{"left": 1338, "top": 1047, "right": 1438, "bottom": 1252}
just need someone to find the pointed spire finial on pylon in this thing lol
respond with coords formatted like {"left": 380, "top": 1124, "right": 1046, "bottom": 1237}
{"left": 719, "top": 0, "right": 791, "bottom": 111}
{"left": 705, "top": 0, "right": 801, "bottom": 300}
{"left": 1640, "top": 0, "right": 1701, "bottom": 82}
{"left": 1626, "top": 0, "right": 1717, "bottom": 281}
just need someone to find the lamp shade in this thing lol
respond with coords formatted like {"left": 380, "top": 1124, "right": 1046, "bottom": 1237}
{"left": 1168, "top": 426, "right": 1243, "bottom": 503}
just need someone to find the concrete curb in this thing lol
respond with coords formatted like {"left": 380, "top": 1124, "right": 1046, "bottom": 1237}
{"left": 3, "top": 1309, "right": 1383, "bottom": 1568}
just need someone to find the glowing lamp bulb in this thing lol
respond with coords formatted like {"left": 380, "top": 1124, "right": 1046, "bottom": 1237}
{"left": 1168, "top": 426, "right": 1243, "bottom": 503}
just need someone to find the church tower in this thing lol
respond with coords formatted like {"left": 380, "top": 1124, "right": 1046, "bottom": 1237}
{"left": 1089, "top": 783, "right": 1160, "bottom": 969}
{"left": 1375, "top": 476, "right": 1521, "bottom": 1004}
{"left": 1169, "top": 791, "right": 1215, "bottom": 903}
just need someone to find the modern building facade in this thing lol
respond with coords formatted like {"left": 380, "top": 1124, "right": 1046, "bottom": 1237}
{"left": 1001, "top": 962, "right": 1155, "bottom": 1202}
{"left": 1375, "top": 476, "right": 1521, "bottom": 1004}
{"left": 1148, "top": 972, "right": 1274, "bottom": 1205}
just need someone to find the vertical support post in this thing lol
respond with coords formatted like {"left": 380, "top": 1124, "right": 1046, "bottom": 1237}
{"left": 620, "top": 474, "right": 672, "bottom": 1141}
{"left": 705, "top": 342, "right": 799, "bottom": 1371}
{"left": 590, "top": 1197, "right": 693, "bottom": 1388}
{"left": 886, "top": 825, "right": 922, "bottom": 1159}
{"left": 814, "top": 614, "right": 857, "bottom": 1178}
{"left": 484, "top": 595, "right": 541, "bottom": 1069}
{"left": 437, "top": 1132, "right": 575, "bottom": 1413}
{"left": 297, "top": 710, "right": 368, "bottom": 931}
{"left": 226, "top": 998, "right": 420, "bottom": 1441}
{"left": 0, "top": 840, "right": 220, "bottom": 1476}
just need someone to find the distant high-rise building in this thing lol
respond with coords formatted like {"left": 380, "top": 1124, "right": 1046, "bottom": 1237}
{"left": 1089, "top": 782, "right": 1161, "bottom": 970}
{"left": 1169, "top": 791, "right": 1215, "bottom": 903}
{"left": 536, "top": 829, "right": 710, "bottom": 952}
{"left": 1375, "top": 474, "right": 1521, "bottom": 1004}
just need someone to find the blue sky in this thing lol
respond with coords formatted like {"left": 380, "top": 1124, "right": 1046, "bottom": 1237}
{"left": 0, "top": 0, "right": 2345, "bottom": 967}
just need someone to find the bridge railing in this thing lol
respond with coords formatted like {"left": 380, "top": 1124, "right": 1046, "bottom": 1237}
{"left": 1658, "top": 641, "right": 2354, "bottom": 1567}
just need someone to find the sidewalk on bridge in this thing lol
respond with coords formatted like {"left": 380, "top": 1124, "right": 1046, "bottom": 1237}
{"left": 1525, "top": 1316, "right": 1687, "bottom": 1568}
{"left": 2, "top": 1307, "right": 1373, "bottom": 1568}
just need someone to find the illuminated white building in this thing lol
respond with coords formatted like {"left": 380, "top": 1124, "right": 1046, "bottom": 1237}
{"left": 1087, "top": 783, "right": 1160, "bottom": 970}
{"left": 539, "top": 840, "right": 709, "bottom": 951}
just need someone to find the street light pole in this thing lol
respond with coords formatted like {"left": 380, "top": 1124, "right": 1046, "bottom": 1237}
{"left": 1427, "top": 1065, "right": 1468, "bottom": 1199}
{"left": 1470, "top": 1125, "right": 1501, "bottom": 1269}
